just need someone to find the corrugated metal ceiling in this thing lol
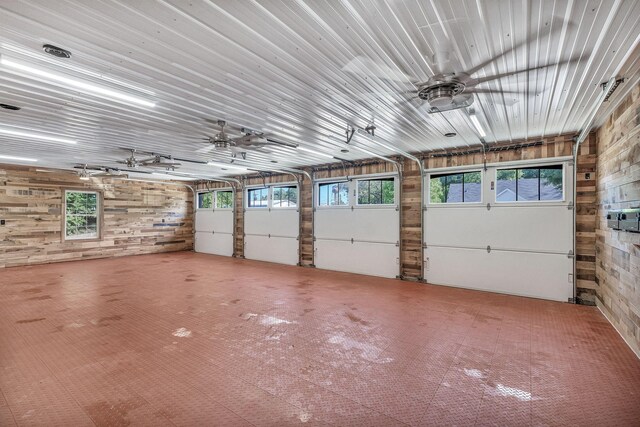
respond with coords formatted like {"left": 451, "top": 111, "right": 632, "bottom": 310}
{"left": 0, "top": 0, "right": 638, "bottom": 179}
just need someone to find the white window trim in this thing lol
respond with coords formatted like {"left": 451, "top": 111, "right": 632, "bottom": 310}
{"left": 270, "top": 184, "right": 299, "bottom": 210}
{"left": 245, "top": 186, "right": 269, "bottom": 209}
{"left": 354, "top": 175, "right": 398, "bottom": 208}
{"left": 64, "top": 189, "right": 101, "bottom": 241}
{"left": 493, "top": 163, "right": 566, "bottom": 204}
{"left": 214, "top": 189, "right": 234, "bottom": 210}
{"left": 316, "top": 180, "right": 351, "bottom": 209}
{"left": 426, "top": 170, "right": 484, "bottom": 206}
{"left": 196, "top": 191, "right": 214, "bottom": 210}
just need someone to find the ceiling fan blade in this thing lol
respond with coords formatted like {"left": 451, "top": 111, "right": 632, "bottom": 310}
{"left": 468, "top": 56, "right": 580, "bottom": 86}
{"left": 464, "top": 15, "right": 572, "bottom": 77}
{"left": 465, "top": 88, "right": 526, "bottom": 95}
{"left": 265, "top": 138, "right": 298, "bottom": 148}
{"left": 196, "top": 144, "right": 217, "bottom": 154}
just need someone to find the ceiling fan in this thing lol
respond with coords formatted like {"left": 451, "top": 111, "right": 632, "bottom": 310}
{"left": 343, "top": 17, "right": 577, "bottom": 113}
{"left": 73, "top": 164, "right": 129, "bottom": 179}
{"left": 197, "top": 120, "right": 298, "bottom": 155}
{"left": 117, "top": 148, "right": 181, "bottom": 170}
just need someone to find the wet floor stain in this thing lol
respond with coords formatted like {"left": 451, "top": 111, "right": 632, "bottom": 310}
{"left": 101, "top": 290, "right": 124, "bottom": 297}
{"left": 184, "top": 278, "right": 197, "bottom": 282}
{"left": 296, "top": 280, "right": 314, "bottom": 288}
{"left": 27, "top": 295, "right": 52, "bottom": 301}
{"left": 107, "top": 298, "right": 121, "bottom": 303}
{"left": 230, "top": 299, "right": 241, "bottom": 304}
{"left": 22, "top": 288, "right": 42, "bottom": 294}
{"left": 300, "top": 308, "right": 315, "bottom": 316}
{"left": 16, "top": 318, "right": 46, "bottom": 324}
{"left": 84, "top": 397, "right": 145, "bottom": 426}
{"left": 92, "top": 315, "right": 123, "bottom": 326}
{"left": 345, "top": 312, "right": 370, "bottom": 326}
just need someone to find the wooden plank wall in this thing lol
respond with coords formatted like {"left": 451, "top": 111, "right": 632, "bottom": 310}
{"left": 0, "top": 165, "right": 193, "bottom": 268}
{"left": 595, "top": 82, "right": 640, "bottom": 356}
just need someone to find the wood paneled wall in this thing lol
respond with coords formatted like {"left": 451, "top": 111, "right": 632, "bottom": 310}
{"left": 0, "top": 165, "right": 193, "bottom": 268}
{"left": 595, "top": 82, "right": 640, "bottom": 356}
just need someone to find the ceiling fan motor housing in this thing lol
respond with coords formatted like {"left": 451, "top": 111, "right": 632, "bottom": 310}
{"left": 419, "top": 80, "right": 466, "bottom": 109}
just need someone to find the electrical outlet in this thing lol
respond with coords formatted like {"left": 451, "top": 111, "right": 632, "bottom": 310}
{"left": 585, "top": 172, "right": 591, "bottom": 180}
{"left": 0, "top": 219, "right": 5, "bottom": 226}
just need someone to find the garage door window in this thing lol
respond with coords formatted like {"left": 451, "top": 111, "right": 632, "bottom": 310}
{"left": 272, "top": 186, "right": 298, "bottom": 208}
{"left": 64, "top": 190, "right": 100, "bottom": 240}
{"left": 357, "top": 178, "right": 395, "bottom": 205}
{"left": 496, "top": 165, "right": 563, "bottom": 202}
{"left": 429, "top": 171, "right": 482, "bottom": 203}
{"left": 197, "top": 192, "right": 213, "bottom": 209}
{"left": 318, "top": 181, "right": 349, "bottom": 207}
{"left": 216, "top": 191, "right": 233, "bottom": 209}
{"left": 247, "top": 188, "right": 269, "bottom": 208}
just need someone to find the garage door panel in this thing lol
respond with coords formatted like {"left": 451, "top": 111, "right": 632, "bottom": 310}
{"left": 425, "top": 246, "right": 573, "bottom": 302}
{"left": 351, "top": 208, "right": 399, "bottom": 242}
{"left": 244, "top": 235, "right": 298, "bottom": 265}
{"left": 315, "top": 240, "right": 398, "bottom": 278}
{"left": 425, "top": 205, "right": 572, "bottom": 253}
{"left": 195, "top": 232, "right": 234, "bottom": 256}
{"left": 315, "top": 209, "right": 353, "bottom": 240}
{"left": 195, "top": 211, "right": 215, "bottom": 232}
{"left": 244, "top": 210, "right": 270, "bottom": 235}
{"left": 269, "top": 209, "right": 299, "bottom": 237}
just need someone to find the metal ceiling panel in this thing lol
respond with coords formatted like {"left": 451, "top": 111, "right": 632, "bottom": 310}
{"left": 0, "top": 0, "right": 638, "bottom": 178}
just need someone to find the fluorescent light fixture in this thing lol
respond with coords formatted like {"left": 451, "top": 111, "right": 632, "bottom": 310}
{"left": 207, "top": 161, "right": 248, "bottom": 172}
{"left": 297, "top": 146, "right": 334, "bottom": 159}
{"left": 0, "top": 154, "right": 37, "bottom": 162}
{"left": 468, "top": 111, "right": 486, "bottom": 137}
{"left": 0, "top": 128, "right": 77, "bottom": 144}
{"left": 1, "top": 57, "right": 155, "bottom": 108}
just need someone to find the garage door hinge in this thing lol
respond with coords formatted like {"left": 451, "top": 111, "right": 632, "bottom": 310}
{"left": 395, "top": 241, "right": 399, "bottom": 247}
{"left": 486, "top": 245, "right": 491, "bottom": 253}
{"left": 423, "top": 205, "right": 427, "bottom": 211}
{"left": 567, "top": 250, "right": 574, "bottom": 258}
{"left": 568, "top": 202, "right": 574, "bottom": 210}
{"left": 351, "top": 206, "right": 354, "bottom": 211}
{"left": 268, "top": 233, "right": 271, "bottom": 238}
{"left": 351, "top": 238, "right": 354, "bottom": 244}
{"left": 486, "top": 203, "right": 491, "bottom": 211}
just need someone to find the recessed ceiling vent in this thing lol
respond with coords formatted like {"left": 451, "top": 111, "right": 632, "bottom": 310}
{"left": 602, "top": 78, "right": 624, "bottom": 102}
{"left": 0, "top": 103, "right": 21, "bottom": 111}
{"left": 42, "top": 44, "right": 72, "bottom": 58}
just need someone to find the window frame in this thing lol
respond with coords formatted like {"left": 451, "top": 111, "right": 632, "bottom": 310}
{"left": 196, "top": 191, "right": 214, "bottom": 210}
{"left": 494, "top": 164, "right": 565, "bottom": 204}
{"left": 62, "top": 188, "right": 103, "bottom": 242}
{"left": 427, "top": 170, "right": 484, "bottom": 205}
{"left": 271, "top": 185, "right": 299, "bottom": 209}
{"left": 214, "top": 189, "right": 234, "bottom": 210}
{"left": 246, "top": 186, "right": 270, "bottom": 209}
{"left": 316, "top": 180, "right": 350, "bottom": 208}
{"left": 354, "top": 176, "right": 397, "bottom": 207}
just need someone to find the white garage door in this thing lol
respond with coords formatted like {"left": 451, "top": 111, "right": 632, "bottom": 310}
{"left": 244, "top": 184, "right": 299, "bottom": 265}
{"left": 314, "top": 174, "right": 399, "bottom": 278}
{"left": 194, "top": 190, "right": 234, "bottom": 257}
{"left": 424, "top": 158, "right": 574, "bottom": 302}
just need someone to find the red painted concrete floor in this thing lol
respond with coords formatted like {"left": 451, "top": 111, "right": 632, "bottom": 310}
{"left": 1, "top": 252, "right": 639, "bottom": 426}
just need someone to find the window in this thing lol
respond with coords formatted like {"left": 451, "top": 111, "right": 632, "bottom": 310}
{"left": 430, "top": 171, "right": 481, "bottom": 203}
{"left": 496, "top": 165, "right": 563, "bottom": 202}
{"left": 272, "top": 186, "right": 297, "bottom": 207}
{"left": 197, "top": 192, "right": 212, "bottom": 209}
{"left": 216, "top": 191, "right": 233, "bottom": 209}
{"left": 318, "top": 181, "right": 349, "bottom": 206}
{"left": 247, "top": 187, "right": 268, "bottom": 208}
{"left": 65, "top": 190, "right": 100, "bottom": 240}
{"left": 357, "top": 178, "right": 395, "bottom": 205}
